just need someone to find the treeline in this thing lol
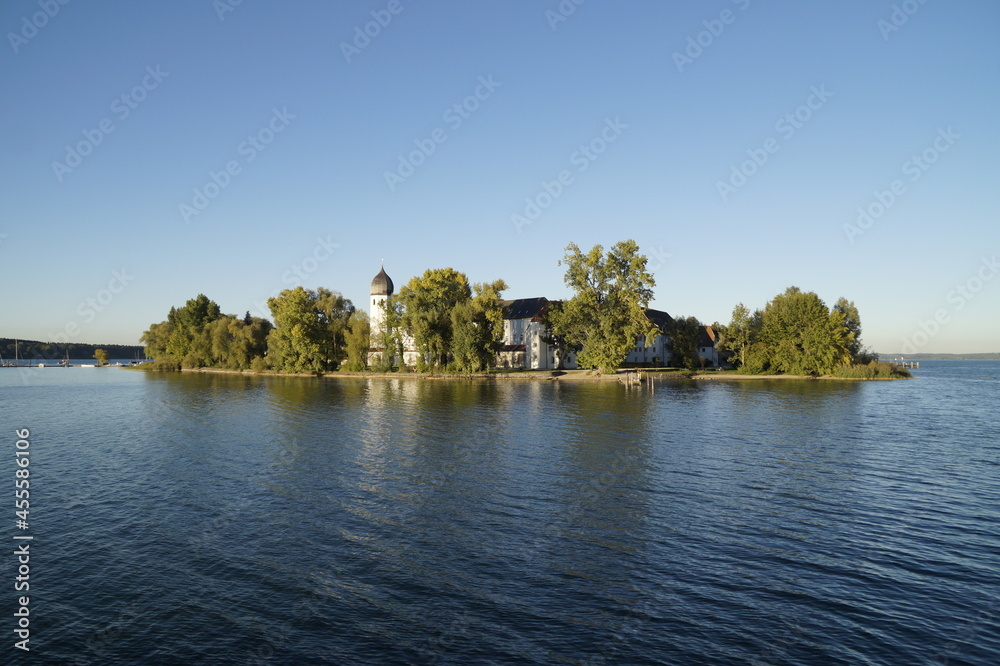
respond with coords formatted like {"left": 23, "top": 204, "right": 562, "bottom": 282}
{"left": 715, "top": 287, "right": 908, "bottom": 377}
{"left": 0, "top": 339, "right": 144, "bottom": 362}
{"left": 139, "top": 241, "right": 654, "bottom": 374}
{"left": 369, "top": 268, "right": 508, "bottom": 373}
{"left": 139, "top": 240, "right": 900, "bottom": 377}
{"left": 140, "top": 273, "right": 510, "bottom": 374}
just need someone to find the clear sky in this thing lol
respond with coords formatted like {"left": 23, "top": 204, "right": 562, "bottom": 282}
{"left": 2, "top": 0, "right": 998, "bottom": 354}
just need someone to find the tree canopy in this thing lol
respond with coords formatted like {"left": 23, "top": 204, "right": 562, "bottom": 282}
{"left": 549, "top": 240, "right": 657, "bottom": 374}
{"left": 666, "top": 316, "right": 704, "bottom": 370}
{"left": 397, "top": 268, "right": 473, "bottom": 370}
{"left": 726, "top": 287, "right": 855, "bottom": 375}
{"left": 450, "top": 279, "right": 509, "bottom": 373}
{"left": 266, "top": 287, "right": 328, "bottom": 373}
{"left": 342, "top": 310, "right": 371, "bottom": 372}
{"left": 136, "top": 248, "right": 884, "bottom": 378}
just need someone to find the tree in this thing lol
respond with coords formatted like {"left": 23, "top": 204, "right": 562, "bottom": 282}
{"left": 717, "top": 303, "right": 754, "bottom": 368}
{"left": 316, "top": 288, "right": 355, "bottom": 369}
{"left": 140, "top": 294, "right": 222, "bottom": 366}
{"left": 342, "top": 311, "right": 371, "bottom": 372}
{"left": 93, "top": 349, "right": 109, "bottom": 366}
{"left": 266, "top": 287, "right": 326, "bottom": 373}
{"left": 140, "top": 321, "right": 173, "bottom": 360}
{"left": 199, "top": 315, "right": 272, "bottom": 369}
{"left": 450, "top": 279, "right": 508, "bottom": 373}
{"left": 833, "top": 297, "right": 874, "bottom": 363}
{"left": 745, "top": 287, "right": 853, "bottom": 375}
{"left": 539, "top": 301, "right": 579, "bottom": 370}
{"left": 397, "top": 268, "right": 472, "bottom": 370}
{"left": 549, "top": 240, "right": 657, "bottom": 374}
{"left": 372, "top": 297, "right": 406, "bottom": 371}
{"left": 666, "top": 316, "right": 703, "bottom": 369}
{"left": 165, "top": 294, "right": 222, "bottom": 362}
{"left": 234, "top": 316, "right": 273, "bottom": 368}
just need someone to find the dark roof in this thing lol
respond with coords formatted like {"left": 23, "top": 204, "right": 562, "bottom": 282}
{"left": 644, "top": 308, "right": 673, "bottom": 332}
{"left": 499, "top": 344, "right": 526, "bottom": 352}
{"left": 370, "top": 267, "right": 394, "bottom": 296}
{"left": 697, "top": 325, "right": 717, "bottom": 348}
{"left": 503, "top": 297, "right": 549, "bottom": 321}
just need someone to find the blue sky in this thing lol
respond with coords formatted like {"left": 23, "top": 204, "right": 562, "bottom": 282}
{"left": 2, "top": 0, "right": 998, "bottom": 354}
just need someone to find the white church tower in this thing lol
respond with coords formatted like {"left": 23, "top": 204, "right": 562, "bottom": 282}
{"left": 369, "top": 264, "right": 394, "bottom": 338}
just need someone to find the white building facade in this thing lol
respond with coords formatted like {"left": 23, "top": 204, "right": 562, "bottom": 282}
{"left": 499, "top": 298, "right": 578, "bottom": 370}
{"left": 622, "top": 308, "right": 673, "bottom": 366}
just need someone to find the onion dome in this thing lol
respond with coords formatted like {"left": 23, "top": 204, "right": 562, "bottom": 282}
{"left": 370, "top": 266, "right": 394, "bottom": 296}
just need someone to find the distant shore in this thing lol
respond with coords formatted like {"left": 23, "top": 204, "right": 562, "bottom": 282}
{"left": 128, "top": 366, "right": 906, "bottom": 381}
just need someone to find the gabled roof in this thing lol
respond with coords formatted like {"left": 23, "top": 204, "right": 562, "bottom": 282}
{"left": 644, "top": 308, "right": 673, "bottom": 332}
{"left": 697, "top": 325, "right": 717, "bottom": 348}
{"left": 503, "top": 297, "right": 549, "bottom": 321}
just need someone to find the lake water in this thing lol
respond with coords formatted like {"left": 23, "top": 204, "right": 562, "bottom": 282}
{"left": 2, "top": 362, "right": 998, "bottom": 664}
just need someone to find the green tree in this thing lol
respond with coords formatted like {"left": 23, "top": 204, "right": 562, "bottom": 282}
{"left": 266, "top": 287, "right": 325, "bottom": 373}
{"left": 140, "top": 320, "right": 174, "bottom": 360}
{"left": 398, "top": 268, "right": 472, "bottom": 370}
{"left": 165, "top": 294, "right": 222, "bottom": 362}
{"left": 717, "top": 303, "right": 754, "bottom": 368}
{"left": 832, "top": 297, "right": 874, "bottom": 363}
{"left": 93, "top": 349, "right": 109, "bottom": 366}
{"left": 342, "top": 311, "right": 371, "bottom": 372}
{"left": 140, "top": 294, "right": 222, "bottom": 366}
{"left": 549, "top": 240, "right": 657, "bottom": 374}
{"left": 748, "top": 287, "right": 853, "bottom": 375}
{"left": 372, "top": 297, "right": 406, "bottom": 371}
{"left": 196, "top": 315, "right": 272, "bottom": 369}
{"left": 539, "top": 301, "right": 579, "bottom": 370}
{"left": 236, "top": 316, "right": 273, "bottom": 368}
{"left": 316, "top": 288, "right": 355, "bottom": 369}
{"left": 450, "top": 279, "right": 508, "bottom": 373}
{"left": 666, "top": 316, "right": 703, "bottom": 369}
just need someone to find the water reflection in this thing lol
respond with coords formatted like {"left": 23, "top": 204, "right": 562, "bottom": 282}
{"left": 102, "top": 367, "right": 1000, "bottom": 664}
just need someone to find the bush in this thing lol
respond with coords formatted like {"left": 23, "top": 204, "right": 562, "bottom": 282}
{"left": 141, "top": 358, "right": 181, "bottom": 372}
{"left": 249, "top": 356, "right": 270, "bottom": 373}
{"left": 831, "top": 361, "right": 911, "bottom": 379}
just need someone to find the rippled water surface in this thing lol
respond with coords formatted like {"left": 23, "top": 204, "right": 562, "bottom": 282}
{"left": 3, "top": 362, "right": 999, "bottom": 664}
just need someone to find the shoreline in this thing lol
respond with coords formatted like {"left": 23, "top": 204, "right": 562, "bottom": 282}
{"left": 127, "top": 366, "right": 907, "bottom": 382}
